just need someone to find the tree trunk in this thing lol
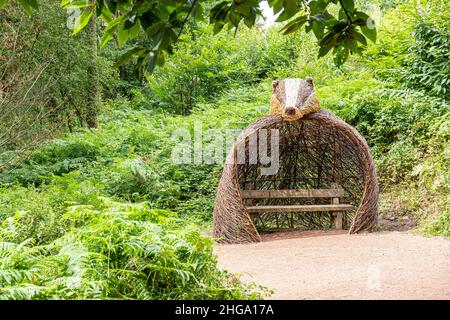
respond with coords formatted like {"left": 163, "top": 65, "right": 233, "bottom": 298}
{"left": 85, "top": 5, "right": 99, "bottom": 128}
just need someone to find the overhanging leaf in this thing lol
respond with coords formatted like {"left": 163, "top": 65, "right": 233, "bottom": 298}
{"left": 283, "top": 0, "right": 299, "bottom": 18}
{"left": 213, "top": 22, "right": 225, "bottom": 35}
{"left": 244, "top": 9, "right": 257, "bottom": 28}
{"left": 361, "top": 25, "right": 377, "bottom": 43}
{"left": 312, "top": 20, "right": 325, "bottom": 39}
{"left": 114, "top": 47, "right": 147, "bottom": 67}
{"left": 72, "top": 9, "right": 93, "bottom": 35}
{"left": 60, "top": 0, "right": 73, "bottom": 7}
{"left": 62, "top": 1, "right": 93, "bottom": 9}
{"left": 340, "top": 0, "right": 354, "bottom": 13}
{"left": 353, "top": 31, "right": 367, "bottom": 46}
{"left": 281, "top": 15, "right": 308, "bottom": 35}
{"left": 128, "top": 20, "right": 141, "bottom": 41}
{"left": 117, "top": 25, "right": 129, "bottom": 47}
{"left": 318, "top": 42, "right": 334, "bottom": 58}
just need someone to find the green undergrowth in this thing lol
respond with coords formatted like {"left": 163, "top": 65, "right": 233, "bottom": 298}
{"left": 0, "top": 198, "right": 268, "bottom": 299}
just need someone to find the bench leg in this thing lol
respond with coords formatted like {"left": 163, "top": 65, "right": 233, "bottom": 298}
{"left": 334, "top": 212, "right": 343, "bottom": 230}
{"left": 331, "top": 194, "right": 343, "bottom": 230}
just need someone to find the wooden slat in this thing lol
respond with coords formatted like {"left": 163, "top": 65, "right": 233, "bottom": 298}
{"left": 331, "top": 194, "right": 343, "bottom": 229}
{"left": 246, "top": 204, "right": 353, "bottom": 213}
{"left": 243, "top": 182, "right": 254, "bottom": 207}
{"left": 334, "top": 212, "right": 343, "bottom": 229}
{"left": 241, "top": 189, "right": 345, "bottom": 199}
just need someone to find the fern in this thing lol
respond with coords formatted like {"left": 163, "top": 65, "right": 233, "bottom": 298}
{"left": 0, "top": 201, "right": 265, "bottom": 300}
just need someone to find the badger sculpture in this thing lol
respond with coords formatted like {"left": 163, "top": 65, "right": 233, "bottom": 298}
{"left": 269, "top": 77, "right": 321, "bottom": 121}
{"left": 213, "top": 77, "right": 378, "bottom": 243}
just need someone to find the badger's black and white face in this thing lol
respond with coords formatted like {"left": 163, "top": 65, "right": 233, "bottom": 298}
{"left": 272, "top": 77, "right": 315, "bottom": 121}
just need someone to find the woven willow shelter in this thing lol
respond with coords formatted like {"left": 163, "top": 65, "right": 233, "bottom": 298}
{"left": 213, "top": 109, "right": 378, "bottom": 244}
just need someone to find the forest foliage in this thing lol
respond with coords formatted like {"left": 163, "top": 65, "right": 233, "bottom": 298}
{"left": 0, "top": 0, "right": 116, "bottom": 165}
{"left": 0, "top": 0, "right": 449, "bottom": 299}
{"left": 4, "top": 0, "right": 379, "bottom": 72}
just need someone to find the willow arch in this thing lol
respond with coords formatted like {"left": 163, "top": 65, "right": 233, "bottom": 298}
{"left": 213, "top": 109, "right": 379, "bottom": 244}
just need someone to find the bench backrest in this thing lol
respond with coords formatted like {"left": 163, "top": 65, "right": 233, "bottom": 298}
{"left": 240, "top": 188, "right": 344, "bottom": 199}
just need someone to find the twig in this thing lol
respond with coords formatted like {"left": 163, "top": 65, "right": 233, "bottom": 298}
{"left": 338, "top": 0, "right": 352, "bottom": 24}
{"left": 177, "top": 0, "right": 198, "bottom": 39}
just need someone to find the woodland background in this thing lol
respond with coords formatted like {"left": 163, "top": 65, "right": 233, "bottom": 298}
{"left": 0, "top": 0, "right": 448, "bottom": 299}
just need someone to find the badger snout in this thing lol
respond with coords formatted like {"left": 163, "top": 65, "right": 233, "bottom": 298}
{"left": 285, "top": 107, "right": 296, "bottom": 115}
{"left": 281, "top": 106, "right": 301, "bottom": 121}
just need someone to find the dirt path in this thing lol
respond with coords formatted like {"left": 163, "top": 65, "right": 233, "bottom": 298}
{"left": 216, "top": 231, "right": 450, "bottom": 300}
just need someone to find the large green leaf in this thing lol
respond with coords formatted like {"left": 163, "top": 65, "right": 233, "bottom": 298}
{"left": 361, "top": 25, "right": 377, "bottom": 43}
{"left": 283, "top": 0, "right": 298, "bottom": 18}
{"left": 62, "top": 1, "right": 94, "bottom": 10}
{"left": 213, "top": 22, "right": 225, "bottom": 35}
{"left": 114, "top": 47, "right": 148, "bottom": 67}
{"left": 117, "top": 25, "right": 129, "bottom": 47}
{"left": 318, "top": 31, "right": 338, "bottom": 58}
{"left": 72, "top": 9, "right": 93, "bottom": 35}
{"left": 343, "top": 35, "right": 361, "bottom": 54}
{"left": 312, "top": 21, "right": 325, "bottom": 39}
{"left": 268, "top": 0, "right": 284, "bottom": 15}
{"left": 353, "top": 30, "right": 367, "bottom": 46}
{"left": 100, "top": 14, "right": 128, "bottom": 47}
{"left": 333, "top": 46, "right": 349, "bottom": 66}
{"left": 340, "top": 0, "right": 354, "bottom": 13}
{"left": 281, "top": 15, "right": 307, "bottom": 35}
{"left": 318, "top": 42, "right": 334, "bottom": 58}
{"left": 243, "top": 8, "right": 257, "bottom": 28}
{"left": 60, "top": 0, "right": 73, "bottom": 7}
{"left": 128, "top": 19, "right": 141, "bottom": 41}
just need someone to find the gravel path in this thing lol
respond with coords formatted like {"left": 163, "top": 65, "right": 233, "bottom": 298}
{"left": 216, "top": 231, "right": 450, "bottom": 300}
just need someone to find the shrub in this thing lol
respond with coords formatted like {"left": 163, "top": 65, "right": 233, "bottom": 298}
{"left": 423, "top": 210, "right": 450, "bottom": 238}
{"left": 1, "top": 138, "right": 101, "bottom": 186}
{"left": 401, "top": 9, "right": 450, "bottom": 99}
{"left": 0, "top": 186, "right": 64, "bottom": 244}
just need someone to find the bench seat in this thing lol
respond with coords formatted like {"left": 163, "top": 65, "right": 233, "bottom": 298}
{"left": 246, "top": 204, "right": 354, "bottom": 213}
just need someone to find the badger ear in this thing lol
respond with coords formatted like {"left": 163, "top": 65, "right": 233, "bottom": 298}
{"left": 306, "top": 77, "right": 314, "bottom": 85}
{"left": 272, "top": 80, "right": 280, "bottom": 91}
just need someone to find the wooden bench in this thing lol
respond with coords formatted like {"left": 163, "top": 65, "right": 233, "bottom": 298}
{"left": 241, "top": 186, "right": 353, "bottom": 229}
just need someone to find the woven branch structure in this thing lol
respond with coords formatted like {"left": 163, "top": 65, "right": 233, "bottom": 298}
{"left": 213, "top": 109, "right": 379, "bottom": 244}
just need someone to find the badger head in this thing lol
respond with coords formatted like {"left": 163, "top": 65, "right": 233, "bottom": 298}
{"left": 271, "top": 77, "right": 317, "bottom": 121}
